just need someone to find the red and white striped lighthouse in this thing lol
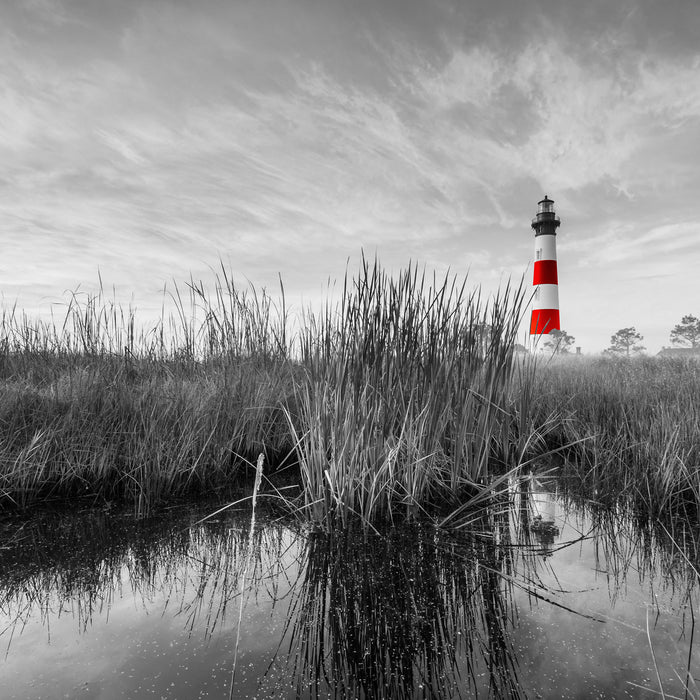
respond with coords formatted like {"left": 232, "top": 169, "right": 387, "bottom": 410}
{"left": 530, "top": 195, "right": 561, "bottom": 335}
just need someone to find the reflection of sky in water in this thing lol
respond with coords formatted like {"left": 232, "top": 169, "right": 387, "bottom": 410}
{"left": 2, "top": 516, "right": 304, "bottom": 699}
{"left": 1, "top": 487, "right": 697, "bottom": 699}
{"left": 510, "top": 480, "right": 696, "bottom": 699}
{"left": 5, "top": 590, "right": 298, "bottom": 698}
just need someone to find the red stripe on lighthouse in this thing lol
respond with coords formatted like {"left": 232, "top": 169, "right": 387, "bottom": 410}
{"left": 533, "top": 260, "right": 558, "bottom": 285}
{"left": 530, "top": 309, "right": 560, "bottom": 334}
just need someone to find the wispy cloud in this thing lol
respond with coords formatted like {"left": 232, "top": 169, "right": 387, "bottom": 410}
{"left": 403, "top": 34, "right": 700, "bottom": 198}
{"left": 564, "top": 220, "right": 700, "bottom": 267}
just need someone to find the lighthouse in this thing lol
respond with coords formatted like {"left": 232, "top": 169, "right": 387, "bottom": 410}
{"left": 530, "top": 196, "right": 561, "bottom": 335}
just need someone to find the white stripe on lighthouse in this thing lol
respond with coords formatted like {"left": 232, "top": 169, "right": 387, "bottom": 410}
{"left": 534, "top": 234, "right": 557, "bottom": 261}
{"left": 533, "top": 283, "right": 559, "bottom": 310}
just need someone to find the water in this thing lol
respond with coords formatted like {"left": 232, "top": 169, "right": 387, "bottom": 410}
{"left": 1, "top": 477, "right": 698, "bottom": 699}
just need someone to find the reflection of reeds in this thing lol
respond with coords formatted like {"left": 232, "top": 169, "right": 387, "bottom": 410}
{"left": 552, "top": 476, "right": 700, "bottom": 700}
{"left": 230, "top": 453, "right": 265, "bottom": 698}
{"left": 4, "top": 484, "right": 700, "bottom": 698}
{"left": 282, "top": 516, "right": 529, "bottom": 699}
{"left": 0, "top": 504, "right": 304, "bottom": 649}
{"left": 556, "top": 473, "right": 700, "bottom": 604}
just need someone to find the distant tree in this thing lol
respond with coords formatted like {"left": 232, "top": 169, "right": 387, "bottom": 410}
{"left": 543, "top": 329, "right": 575, "bottom": 354}
{"left": 604, "top": 327, "right": 645, "bottom": 357}
{"left": 670, "top": 314, "right": 700, "bottom": 348}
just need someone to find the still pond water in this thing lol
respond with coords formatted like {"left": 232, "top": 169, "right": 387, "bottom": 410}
{"left": 1, "top": 476, "right": 698, "bottom": 699}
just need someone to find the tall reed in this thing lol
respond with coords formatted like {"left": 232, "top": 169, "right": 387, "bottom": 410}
{"left": 288, "top": 257, "right": 542, "bottom": 527}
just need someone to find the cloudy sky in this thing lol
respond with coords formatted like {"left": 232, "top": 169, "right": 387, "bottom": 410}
{"left": 2, "top": 0, "right": 699, "bottom": 353}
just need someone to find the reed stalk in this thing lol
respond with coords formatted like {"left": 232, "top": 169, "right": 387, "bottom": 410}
{"left": 230, "top": 452, "right": 265, "bottom": 699}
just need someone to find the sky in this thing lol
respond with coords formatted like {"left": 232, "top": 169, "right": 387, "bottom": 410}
{"left": 2, "top": 0, "right": 699, "bottom": 354}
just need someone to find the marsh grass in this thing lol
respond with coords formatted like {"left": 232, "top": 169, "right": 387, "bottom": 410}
{"left": 0, "top": 269, "right": 295, "bottom": 515}
{"left": 5, "top": 260, "right": 700, "bottom": 529}
{"left": 0, "top": 259, "right": 548, "bottom": 524}
{"left": 287, "top": 257, "right": 545, "bottom": 526}
{"left": 535, "top": 356, "right": 700, "bottom": 524}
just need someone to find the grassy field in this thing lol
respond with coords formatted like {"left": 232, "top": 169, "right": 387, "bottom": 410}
{"left": 1, "top": 262, "right": 699, "bottom": 528}
{"left": 534, "top": 354, "right": 700, "bottom": 524}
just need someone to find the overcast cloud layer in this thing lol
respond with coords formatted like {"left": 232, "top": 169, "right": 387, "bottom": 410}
{"left": 2, "top": 0, "right": 700, "bottom": 352}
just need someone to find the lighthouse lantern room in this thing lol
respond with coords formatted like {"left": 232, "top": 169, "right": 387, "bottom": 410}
{"left": 530, "top": 195, "right": 561, "bottom": 335}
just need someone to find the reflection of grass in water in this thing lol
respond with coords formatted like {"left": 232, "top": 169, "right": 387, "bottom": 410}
{"left": 546, "top": 476, "right": 700, "bottom": 700}
{"left": 0, "top": 504, "right": 303, "bottom": 648}
{"left": 281, "top": 500, "right": 546, "bottom": 700}
{"left": 555, "top": 475, "right": 700, "bottom": 605}
{"left": 1, "top": 495, "right": 531, "bottom": 697}
{"left": 3, "top": 480, "right": 700, "bottom": 698}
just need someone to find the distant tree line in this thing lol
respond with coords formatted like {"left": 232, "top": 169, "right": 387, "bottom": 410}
{"left": 602, "top": 314, "right": 699, "bottom": 357}
{"left": 541, "top": 314, "right": 699, "bottom": 357}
